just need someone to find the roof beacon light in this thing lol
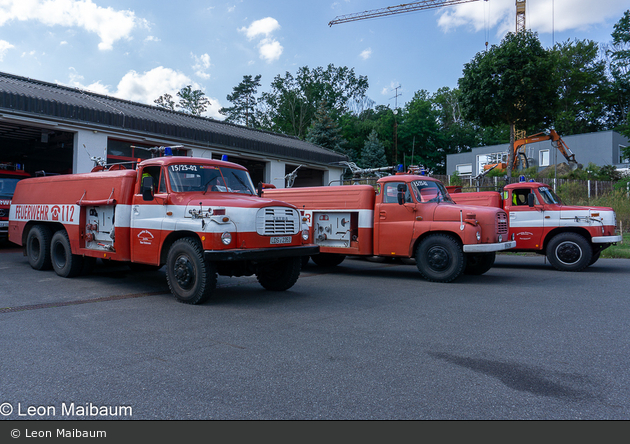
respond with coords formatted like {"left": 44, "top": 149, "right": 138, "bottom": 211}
{"left": 397, "top": 164, "right": 404, "bottom": 172}
{"left": 221, "top": 155, "right": 228, "bottom": 161}
{"left": 163, "top": 147, "right": 173, "bottom": 156}
{"left": 519, "top": 175, "right": 525, "bottom": 182}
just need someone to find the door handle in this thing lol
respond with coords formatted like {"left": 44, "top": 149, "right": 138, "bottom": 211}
{"left": 379, "top": 211, "right": 387, "bottom": 220}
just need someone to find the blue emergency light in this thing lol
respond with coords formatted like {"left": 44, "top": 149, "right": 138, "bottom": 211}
{"left": 163, "top": 147, "right": 173, "bottom": 156}
{"left": 519, "top": 175, "right": 525, "bottom": 182}
{"left": 397, "top": 164, "right": 404, "bottom": 172}
{"left": 221, "top": 155, "right": 228, "bottom": 161}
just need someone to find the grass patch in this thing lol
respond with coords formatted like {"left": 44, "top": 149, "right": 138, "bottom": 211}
{"left": 600, "top": 233, "right": 630, "bottom": 259}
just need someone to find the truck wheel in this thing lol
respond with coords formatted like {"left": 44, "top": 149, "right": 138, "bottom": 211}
{"left": 546, "top": 232, "right": 592, "bottom": 272}
{"left": 166, "top": 238, "right": 216, "bottom": 305}
{"left": 464, "top": 252, "right": 496, "bottom": 275}
{"left": 588, "top": 250, "right": 601, "bottom": 266}
{"left": 415, "top": 234, "right": 466, "bottom": 283}
{"left": 26, "top": 225, "right": 52, "bottom": 270}
{"left": 311, "top": 253, "right": 346, "bottom": 267}
{"left": 50, "top": 230, "right": 84, "bottom": 278}
{"left": 256, "top": 257, "right": 301, "bottom": 291}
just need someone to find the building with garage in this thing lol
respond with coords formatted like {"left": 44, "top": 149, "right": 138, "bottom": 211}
{"left": 0, "top": 71, "right": 347, "bottom": 188}
{"left": 446, "top": 130, "right": 630, "bottom": 179}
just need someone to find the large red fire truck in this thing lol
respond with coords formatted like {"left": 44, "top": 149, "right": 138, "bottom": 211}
{"left": 9, "top": 154, "right": 318, "bottom": 304}
{"left": 0, "top": 164, "right": 30, "bottom": 242}
{"left": 264, "top": 173, "right": 516, "bottom": 283}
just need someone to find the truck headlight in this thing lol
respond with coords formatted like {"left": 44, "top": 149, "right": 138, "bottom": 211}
{"left": 476, "top": 231, "right": 481, "bottom": 241}
{"left": 498, "top": 234, "right": 503, "bottom": 243}
{"left": 221, "top": 232, "right": 232, "bottom": 245}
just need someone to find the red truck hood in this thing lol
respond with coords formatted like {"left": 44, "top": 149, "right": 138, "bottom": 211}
{"left": 432, "top": 202, "right": 501, "bottom": 221}
{"left": 556, "top": 204, "right": 614, "bottom": 213}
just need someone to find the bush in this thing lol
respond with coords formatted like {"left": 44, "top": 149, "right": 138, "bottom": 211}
{"left": 557, "top": 181, "right": 588, "bottom": 204}
{"left": 449, "top": 171, "right": 463, "bottom": 186}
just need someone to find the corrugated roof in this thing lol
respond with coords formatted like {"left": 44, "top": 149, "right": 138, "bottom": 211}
{"left": 0, "top": 71, "right": 347, "bottom": 165}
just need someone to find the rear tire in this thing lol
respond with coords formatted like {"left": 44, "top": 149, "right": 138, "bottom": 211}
{"left": 415, "top": 234, "right": 465, "bottom": 283}
{"left": 26, "top": 225, "right": 52, "bottom": 270}
{"left": 166, "top": 238, "right": 216, "bottom": 304}
{"left": 546, "top": 232, "right": 592, "bottom": 272}
{"left": 256, "top": 257, "right": 301, "bottom": 291}
{"left": 311, "top": 253, "right": 346, "bottom": 267}
{"left": 464, "top": 252, "right": 496, "bottom": 275}
{"left": 50, "top": 230, "right": 84, "bottom": 278}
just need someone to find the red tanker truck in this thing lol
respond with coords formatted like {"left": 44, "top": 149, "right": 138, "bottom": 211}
{"left": 9, "top": 155, "right": 317, "bottom": 304}
{"left": 264, "top": 173, "right": 516, "bottom": 283}
{"left": 449, "top": 181, "right": 622, "bottom": 271}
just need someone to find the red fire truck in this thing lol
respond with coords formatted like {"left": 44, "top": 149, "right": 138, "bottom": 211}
{"left": 9, "top": 155, "right": 318, "bottom": 304}
{"left": 264, "top": 173, "right": 516, "bottom": 283}
{"left": 0, "top": 164, "right": 30, "bottom": 242}
{"left": 449, "top": 181, "right": 622, "bottom": 271}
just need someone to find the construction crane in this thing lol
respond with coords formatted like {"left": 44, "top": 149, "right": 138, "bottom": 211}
{"left": 328, "top": 0, "right": 483, "bottom": 26}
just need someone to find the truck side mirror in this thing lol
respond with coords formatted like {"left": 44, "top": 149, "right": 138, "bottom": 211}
{"left": 527, "top": 193, "right": 535, "bottom": 207}
{"left": 397, "top": 183, "right": 407, "bottom": 205}
{"left": 257, "top": 181, "right": 263, "bottom": 197}
{"left": 141, "top": 176, "right": 154, "bottom": 201}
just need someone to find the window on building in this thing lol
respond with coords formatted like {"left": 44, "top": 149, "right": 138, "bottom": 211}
{"left": 539, "top": 149, "right": 550, "bottom": 167}
{"left": 620, "top": 145, "right": 629, "bottom": 164}
{"left": 456, "top": 164, "right": 472, "bottom": 176}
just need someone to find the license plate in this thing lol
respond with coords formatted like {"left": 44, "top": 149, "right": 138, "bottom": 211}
{"left": 270, "top": 236, "right": 291, "bottom": 244}
{"left": 0, "top": 221, "right": 8, "bottom": 228}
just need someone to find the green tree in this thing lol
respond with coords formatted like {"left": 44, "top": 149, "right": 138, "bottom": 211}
{"left": 259, "top": 64, "right": 369, "bottom": 138}
{"left": 219, "top": 74, "right": 262, "bottom": 126}
{"left": 176, "top": 85, "right": 210, "bottom": 116}
{"left": 154, "top": 93, "right": 175, "bottom": 111}
{"left": 551, "top": 39, "right": 608, "bottom": 135}
{"left": 397, "top": 90, "right": 445, "bottom": 173}
{"left": 305, "top": 101, "right": 349, "bottom": 158}
{"left": 458, "top": 30, "right": 558, "bottom": 177}
{"left": 605, "top": 10, "right": 630, "bottom": 133}
{"left": 359, "top": 129, "right": 387, "bottom": 168}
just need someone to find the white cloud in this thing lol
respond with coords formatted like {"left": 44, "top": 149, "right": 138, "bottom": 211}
{"left": 437, "top": 0, "right": 629, "bottom": 37}
{"left": 0, "top": 40, "right": 15, "bottom": 60}
{"left": 360, "top": 48, "right": 372, "bottom": 60}
{"left": 258, "top": 38, "right": 283, "bottom": 63}
{"left": 192, "top": 53, "right": 212, "bottom": 79}
{"left": 144, "top": 35, "right": 160, "bottom": 43}
{"left": 239, "top": 17, "right": 283, "bottom": 63}
{"left": 239, "top": 17, "right": 280, "bottom": 40}
{"left": 0, "top": 0, "right": 144, "bottom": 50}
{"left": 63, "top": 67, "right": 223, "bottom": 119}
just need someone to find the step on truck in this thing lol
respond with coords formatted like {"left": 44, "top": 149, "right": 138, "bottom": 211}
{"left": 264, "top": 174, "right": 516, "bottom": 283}
{"left": 449, "top": 181, "right": 622, "bottom": 271}
{"left": 9, "top": 155, "right": 318, "bottom": 304}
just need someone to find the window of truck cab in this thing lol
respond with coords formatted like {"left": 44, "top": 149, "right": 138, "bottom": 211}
{"left": 167, "top": 164, "right": 256, "bottom": 195}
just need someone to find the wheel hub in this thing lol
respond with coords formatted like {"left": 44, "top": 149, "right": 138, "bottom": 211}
{"left": 427, "top": 246, "right": 450, "bottom": 271}
{"left": 556, "top": 241, "right": 582, "bottom": 264}
{"left": 174, "top": 256, "right": 194, "bottom": 289}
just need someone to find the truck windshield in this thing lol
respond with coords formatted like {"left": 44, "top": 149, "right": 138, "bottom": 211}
{"left": 538, "top": 186, "right": 562, "bottom": 204}
{"left": 168, "top": 165, "right": 256, "bottom": 195}
{"left": 0, "top": 177, "right": 22, "bottom": 196}
{"left": 410, "top": 180, "right": 454, "bottom": 203}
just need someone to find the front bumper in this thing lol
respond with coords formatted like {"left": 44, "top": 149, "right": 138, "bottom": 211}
{"left": 204, "top": 245, "right": 319, "bottom": 262}
{"left": 592, "top": 235, "right": 623, "bottom": 244}
{"left": 463, "top": 240, "right": 517, "bottom": 253}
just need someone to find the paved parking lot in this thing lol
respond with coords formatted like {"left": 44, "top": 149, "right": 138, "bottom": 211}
{"left": 1, "top": 242, "right": 630, "bottom": 420}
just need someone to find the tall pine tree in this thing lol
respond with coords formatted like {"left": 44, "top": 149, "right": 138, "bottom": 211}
{"left": 219, "top": 74, "right": 262, "bottom": 127}
{"left": 306, "top": 101, "right": 350, "bottom": 158}
{"left": 359, "top": 129, "right": 387, "bottom": 168}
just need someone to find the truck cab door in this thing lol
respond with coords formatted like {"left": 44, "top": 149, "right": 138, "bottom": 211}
{"left": 506, "top": 188, "right": 544, "bottom": 250}
{"left": 375, "top": 182, "right": 416, "bottom": 257}
{"left": 130, "top": 166, "right": 167, "bottom": 265}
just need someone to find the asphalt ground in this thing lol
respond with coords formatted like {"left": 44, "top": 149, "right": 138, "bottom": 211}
{"left": 1, "top": 242, "right": 629, "bottom": 420}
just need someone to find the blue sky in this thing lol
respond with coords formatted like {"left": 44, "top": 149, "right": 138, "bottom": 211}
{"left": 0, "top": 0, "right": 628, "bottom": 120}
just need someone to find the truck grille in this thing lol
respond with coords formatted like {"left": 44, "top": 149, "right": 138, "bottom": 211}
{"left": 497, "top": 212, "right": 508, "bottom": 234}
{"left": 256, "top": 207, "right": 299, "bottom": 236}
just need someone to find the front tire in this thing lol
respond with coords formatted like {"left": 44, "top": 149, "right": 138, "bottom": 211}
{"left": 26, "top": 225, "right": 52, "bottom": 270}
{"left": 311, "top": 253, "right": 346, "bottom": 267}
{"left": 166, "top": 238, "right": 216, "bottom": 304}
{"left": 50, "top": 230, "right": 84, "bottom": 278}
{"left": 415, "top": 234, "right": 466, "bottom": 283}
{"left": 546, "top": 232, "right": 592, "bottom": 272}
{"left": 464, "top": 252, "right": 496, "bottom": 275}
{"left": 256, "top": 257, "right": 301, "bottom": 291}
